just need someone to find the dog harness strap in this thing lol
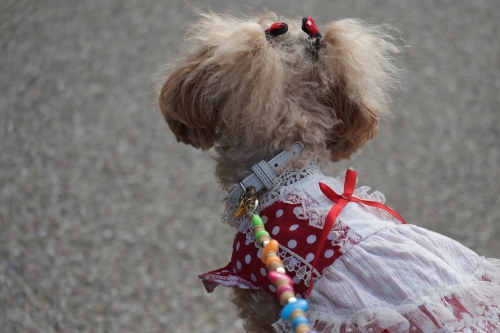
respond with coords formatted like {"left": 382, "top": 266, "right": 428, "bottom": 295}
{"left": 251, "top": 161, "right": 276, "bottom": 190}
{"left": 305, "top": 169, "right": 407, "bottom": 298}
{"left": 228, "top": 143, "right": 305, "bottom": 205}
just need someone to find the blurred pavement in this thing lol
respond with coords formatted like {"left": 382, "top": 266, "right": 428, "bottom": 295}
{"left": 1, "top": 0, "right": 499, "bottom": 332}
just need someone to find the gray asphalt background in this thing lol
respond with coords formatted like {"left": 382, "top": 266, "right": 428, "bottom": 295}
{"left": 1, "top": 0, "right": 499, "bottom": 332}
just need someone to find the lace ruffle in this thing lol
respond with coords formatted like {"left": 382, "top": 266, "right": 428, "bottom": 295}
{"left": 278, "top": 244, "right": 321, "bottom": 287}
{"left": 272, "top": 258, "right": 500, "bottom": 333}
{"left": 221, "top": 161, "right": 323, "bottom": 228}
{"left": 233, "top": 215, "right": 322, "bottom": 287}
{"left": 280, "top": 169, "right": 393, "bottom": 229}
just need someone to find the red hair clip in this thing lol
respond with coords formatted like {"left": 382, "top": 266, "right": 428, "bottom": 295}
{"left": 265, "top": 22, "right": 288, "bottom": 38}
{"left": 302, "top": 17, "right": 322, "bottom": 38}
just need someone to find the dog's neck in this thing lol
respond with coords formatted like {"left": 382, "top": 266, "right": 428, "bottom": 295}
{"left": 224, "top": 143, "right": 305, "bottom": 206}
{"left": 214, "top": 142, "right": 312, "bottom": 192}
{"left": 214, "top": 144, "right": 285, "bottom": 191}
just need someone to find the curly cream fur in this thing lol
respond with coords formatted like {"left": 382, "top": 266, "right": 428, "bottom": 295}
{"left": 159, "top": 10, "right": 402, "bottom": 332}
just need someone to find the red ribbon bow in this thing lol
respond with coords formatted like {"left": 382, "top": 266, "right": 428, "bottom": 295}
{"left": 306, "top": 169, "right": 406, "bottom": 298}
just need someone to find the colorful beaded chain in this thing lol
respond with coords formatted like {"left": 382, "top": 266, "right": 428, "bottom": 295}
{"left": 250, "top": 213, "right": 317, "bottom": 333}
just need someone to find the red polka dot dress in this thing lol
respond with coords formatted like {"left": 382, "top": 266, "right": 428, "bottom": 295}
{"left": 199, "top": 166, "right": 500, "bottom": 333}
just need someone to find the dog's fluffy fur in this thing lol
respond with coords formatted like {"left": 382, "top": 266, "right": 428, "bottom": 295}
{"left": 159, "top": 11, "right": 402, "bottom": 332}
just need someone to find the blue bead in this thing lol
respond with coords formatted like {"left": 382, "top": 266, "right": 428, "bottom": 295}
{"left": 291, "top": 316, "right": 310, "bottom": 330}
{"left": 280, "top": 299, "right": 309, "bottom": 321}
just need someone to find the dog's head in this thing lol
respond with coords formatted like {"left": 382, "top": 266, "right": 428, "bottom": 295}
{"left": 159, "top": 11, "right": 402, "bottom": 162}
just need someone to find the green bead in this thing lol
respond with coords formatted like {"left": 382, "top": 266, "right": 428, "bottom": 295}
{"left": 251, "top": 214, "right": 265, "bottom": 228}
{"left": 255, "top": 230, "right": 270, "bottom": 242}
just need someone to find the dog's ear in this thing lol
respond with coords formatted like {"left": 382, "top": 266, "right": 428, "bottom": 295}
{"left": 159, "top": 47, "right": 221, "bottom": 150}
{"left": 159, "top": 16, "right": 276, "bottom": 150}
{"left": 315, "top": 19, "right": 402, "bottom": 161}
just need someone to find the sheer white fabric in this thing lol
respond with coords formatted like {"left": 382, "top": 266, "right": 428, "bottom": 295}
{"left": 220, "top": 164, "right": 500, "bottom": 333}
{"left": 272, "top": 225, "right": 500, "bottom": 333}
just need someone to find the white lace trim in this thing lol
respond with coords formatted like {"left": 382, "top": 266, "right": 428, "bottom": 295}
{"left": 280, "top": 169, "right": 395, "bottom": 230}
{"left": 279, "top": 185, "right": 362, "bottom": 254}
{"left": 274, "top": 281, "right": 500, "bottom": 332}
{"left": 234, "top": 215, "right": 321, "bottom": 287}
{"left": 278, "top": 244, "right": 321, "bottom": 287}
{"left": 272, "top": 255, "right": 500, "bottom": 333}
{"left": 221, "top": 161, "right": 323, "bottom": 229}
{"left": 220, "top": 163, "right": 401, "bottom": 285}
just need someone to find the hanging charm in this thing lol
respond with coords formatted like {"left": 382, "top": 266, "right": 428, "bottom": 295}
{"left": 234, "top": 186, "right": 259, "bottom": 219}
{"left": 235, "top": 184, "right": 316, "bottom": 332}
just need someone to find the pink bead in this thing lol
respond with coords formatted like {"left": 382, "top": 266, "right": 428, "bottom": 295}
{"left": 268, "top": 270, "right": 293, "bottom": 285}
{"left": 277, "top": 284, "right": 295, "bottom": 297}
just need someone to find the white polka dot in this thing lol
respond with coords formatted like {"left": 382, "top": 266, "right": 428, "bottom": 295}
{"left": 327, "top": 232, "right": 336, "bottom": 240}
{"left": 236, "top": 241, "right": 240, "bottom": 251}
{"left": 269, "top": 285, "right": 276, "bottom": 293}
{"left": 245, "top": 254, "right": 251, "bottom": 264}
{"left": 289, "top": 224, "right": 299, "bottom": 231}
{"left": 307, "top": 235, "right": 316, "bottom": 244}
{"left": 261, "top": 215, "right": 268, "bottom": 223}
{"left": 288, "top": 239, "right": 297, "bottom": 249}
{"left": 251, "top": 273, "right": 257, "bottom": 282}
{"left": 236, "top": 260, "right": 242, "bottom": 270}
{"left": 306, "top": 253, "right": 314, "bottom": 262}
{"left": 276, "top": 209, "right": 284, "bottom": 218}
{"left": 324, "top": 249, "right": 334, "bottom": 258}
{"left": 272, "top": 226, "right": 280, "bottom": 235}
{"left": 260, "top": 268, "right": 267, "bottom": 276}
{"left": 256, "top": 249, "right": 262, "bottom": 258}
{"left": 293, "top": 206, "right": 303, "bottom": 216}
{"left": 292, "top": 276, "right": 300, "bottom": 284}
{"left": 296, "top": 293, "right": 302, "bottom": 299}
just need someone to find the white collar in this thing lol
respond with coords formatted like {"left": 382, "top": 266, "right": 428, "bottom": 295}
{"left": 227, "top": 142, "right": 305, "bottom": 205}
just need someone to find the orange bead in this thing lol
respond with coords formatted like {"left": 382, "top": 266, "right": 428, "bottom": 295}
{"left": 261, "top": 239, "right": 279, "bottom": 263}
{"left": 265, "top": 256, "right": 282, "bottom": 267}
{"left": 263, "top": 250, "right": 277, "bottom": 262}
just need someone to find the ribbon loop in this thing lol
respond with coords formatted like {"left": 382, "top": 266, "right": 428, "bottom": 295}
{"left": 306, "top": 169, "right": 406, "bottom": 298}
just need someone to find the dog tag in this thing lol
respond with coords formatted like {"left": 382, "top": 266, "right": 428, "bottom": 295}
{"left": 234, "top": 204, "right": 248, "bottom": 219}
{"left": 234, "top": 186, "right": 258, "bottom": 219}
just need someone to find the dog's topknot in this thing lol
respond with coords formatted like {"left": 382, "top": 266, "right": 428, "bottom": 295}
{"left": 159, "top": 11, "right": 403, "bottom": 188}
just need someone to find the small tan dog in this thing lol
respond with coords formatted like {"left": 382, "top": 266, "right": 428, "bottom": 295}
{"left": 159, "top": 10, "right": 500, "bottom": 333}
